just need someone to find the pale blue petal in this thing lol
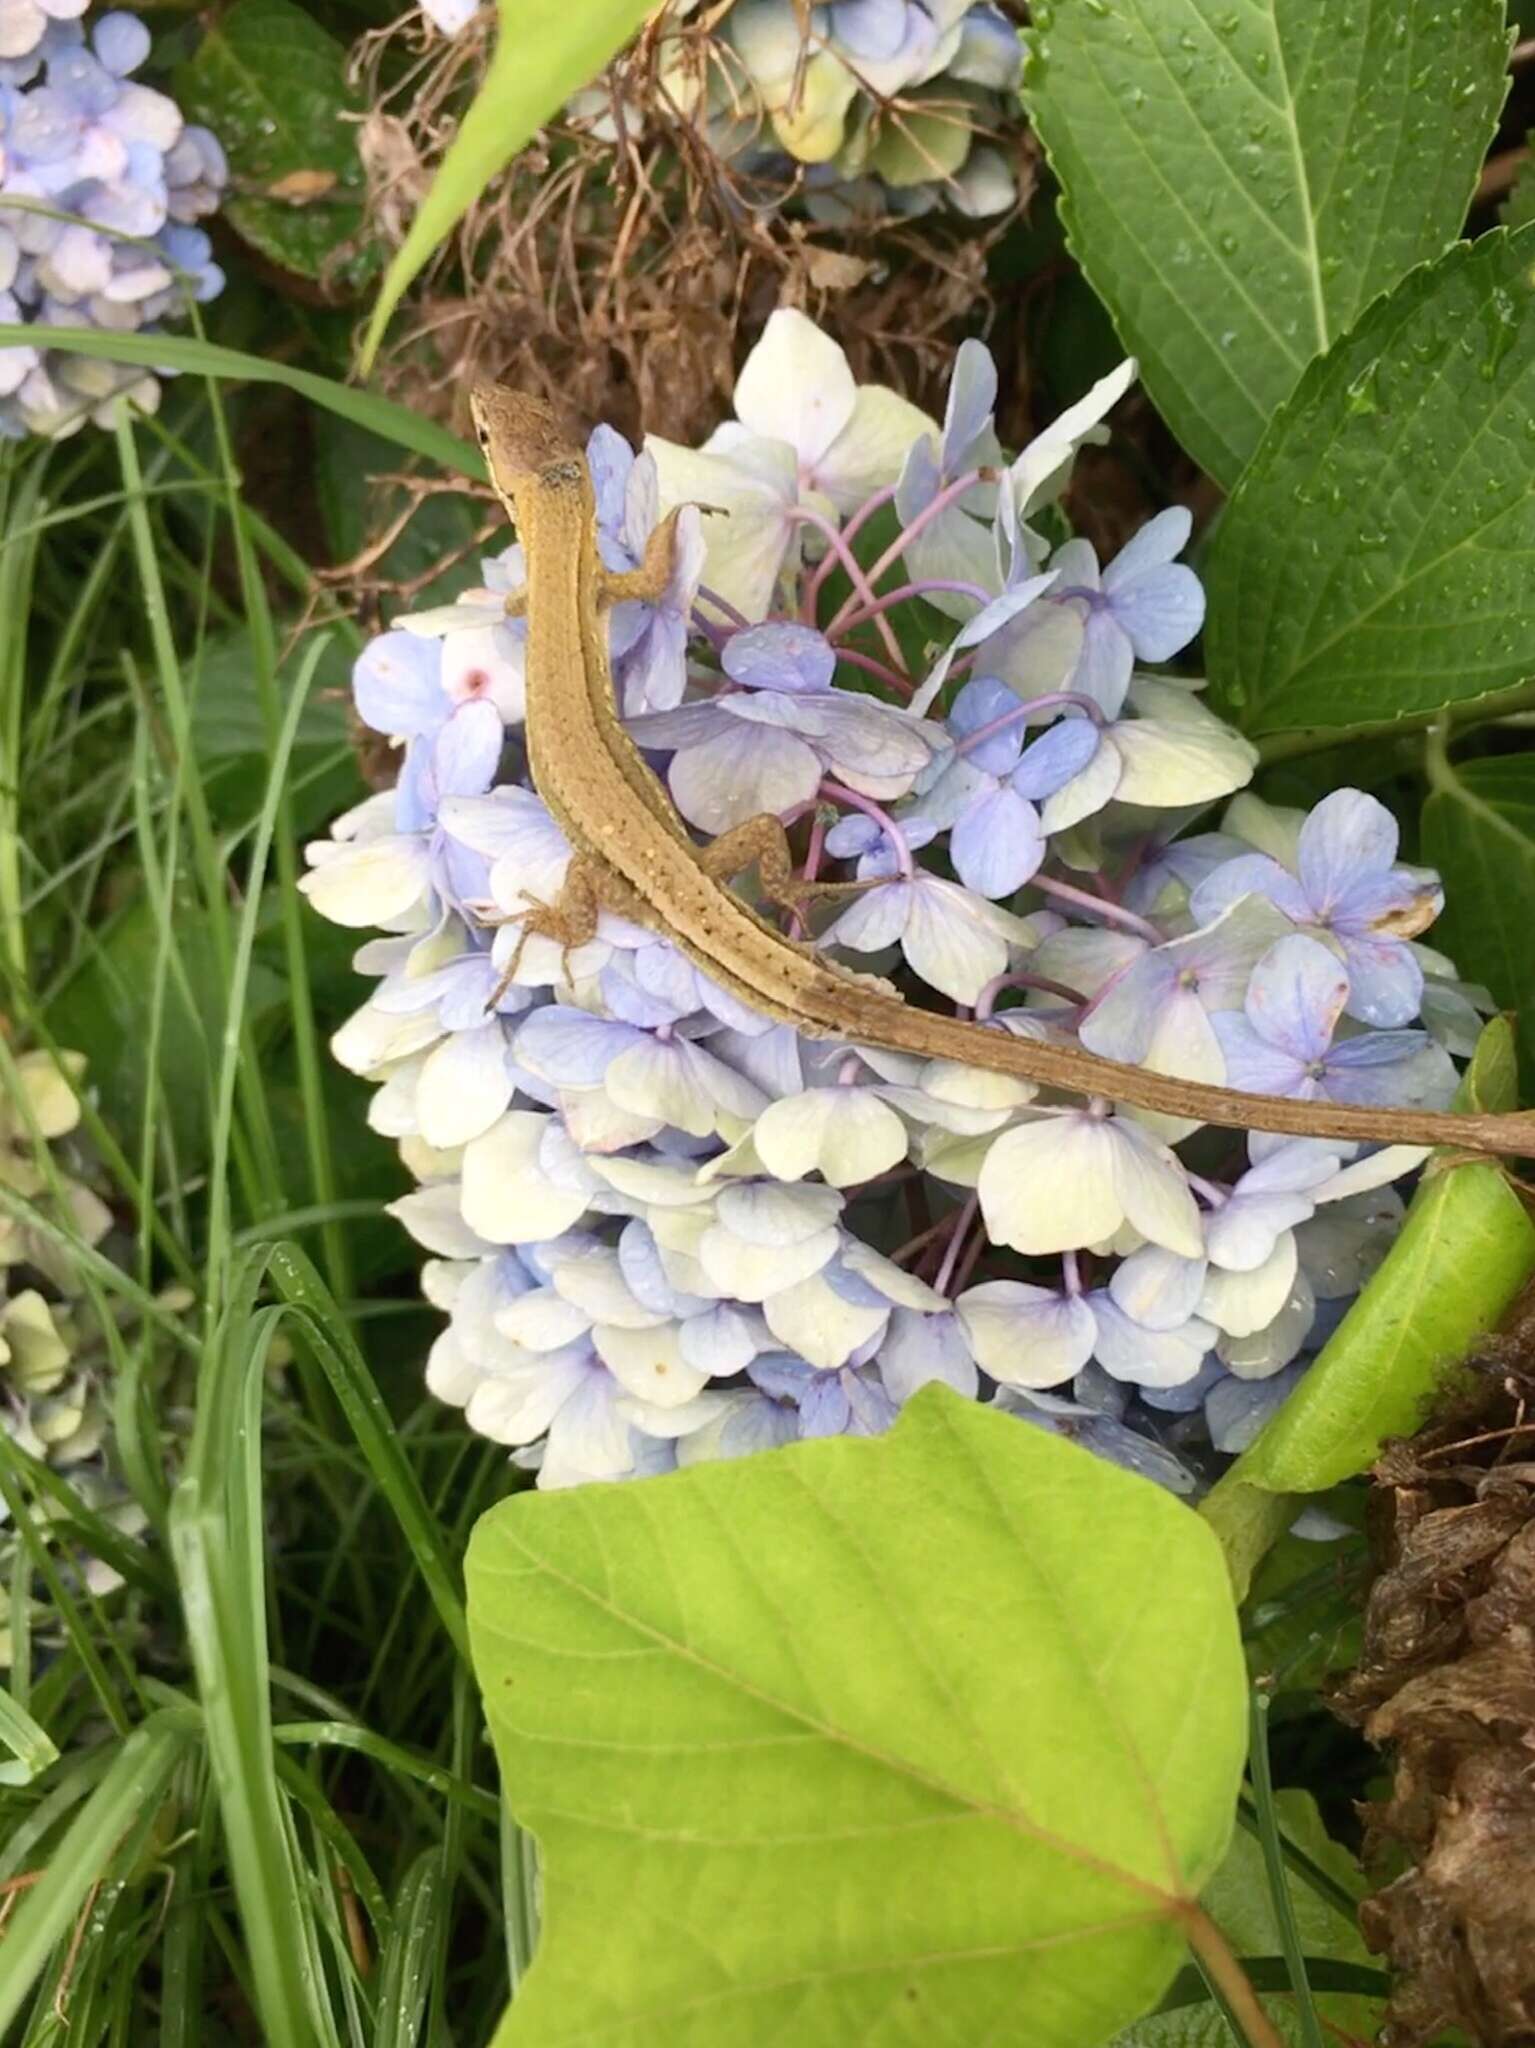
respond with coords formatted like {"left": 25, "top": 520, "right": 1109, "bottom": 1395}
{"left": 1189, "top": 850, "right": 1311, "bottom": 926}
{"left": 1211, "top": 1014, "right": 1311, "bottom": 1098}
{"left": 1243, "top": 935, "right": 1349, "bottom": 1062}
{"left": 353, "top": 630, "right": 446, "bottom": 737}
{"left": 1108, "top": 563, "right": 1205, "bottom": 663}
{"left": 1337, "top": 934, "right": 1423, "bottom": 1028}
{"left": 1070, "top": 606, "right": 1134, "bottom": 718}
{"left": 1101, "top": 505, "right": 1192, "bottom": 587}
{"left": 940, "top": 337, "right": 998, "bottom": 474}
{"left": 514, "top": 1005, "right": 643, "bottom": 1085}
{"left": 1010, "top": 715, "right": 1101, "bottom": 798}
{"left": 880, "top": 1307, "right": 979, "bottom": 1402}
{"left": 951, "top": 784, "right": 1044, "bottom": 898}
{"left": 431, "top": 698, "right": 502, "bottom": 798}
{"left": 1296, "top": 787, "right": 1397, "bottom": 913}
{"left": 722, "top": 621, "right": 836, "bottom": 693}
{"left": 947, "top": 673, "right": 1024, "bottom": 774}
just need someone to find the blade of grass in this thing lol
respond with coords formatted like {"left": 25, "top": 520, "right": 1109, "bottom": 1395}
{"left": 266, "top": 1242, "right": 470, "bottom": 1662}
{"left": 1248, "top": 1686, "right": 1328, "bottom": 2048}
{"left": 0, "top": 1685, "right": 58, "bottom": 1787}
{"left": 0, "top": 1711, "right": 193, "bottom": 2038}
{"left": 375, "top": 1851, "right": 443, "bottom": 2048}
{"left": 0, "top": 327, "right": 479, "bottom": 476}
{"left": 170, "top": 1289, "right": 332, "bottom": 2048}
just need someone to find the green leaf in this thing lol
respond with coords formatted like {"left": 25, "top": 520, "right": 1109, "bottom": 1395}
{"left": 1422, "top": 750, "right": 1535, "bottom": 1076}
{"left": 1024, "top": 0, "right": 1508, "bottom": 486}
{"left": 1213, "top": 1019, "right": 1535, "bottom": 1497}
{"left": 0, "top": 325, "right": 481, "bottom": 477}
{"left": 1119, "top": 1793, "right": 1380, "bottom": 2046}
{"left": 177, "top": 0, "right": 371, "bottom": 285}
{"left": 1205, "top": 227, "right": 1535, "bottom": 738}
{"left": 468, "top": 1385, "right": 1247, "bottom": 2047}
{"left": 360, "top": 0, "right": 655, "bottom": 370}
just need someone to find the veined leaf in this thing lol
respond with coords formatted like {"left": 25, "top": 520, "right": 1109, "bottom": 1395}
{"left": 1025, "top": 0, "right": 1508, "bottom": 486}
{"left": 177, "top": 0, "right": 372, "bottom": 286}
{"left": 1205, "top": 227, "right": 1535, "bottom": 736}
{"left": 360, "top": 0, "right": 655, "bottom": 369}
{"left": 1422, "top": 752, "right": 1535, "bottom": 1076}
{"left": 469, "top": 1386, "right": 1247, "bottom": 2047}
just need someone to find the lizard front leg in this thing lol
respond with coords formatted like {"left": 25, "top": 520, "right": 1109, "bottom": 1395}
{"left": 477, "top": 858, "right": 604, "bottom": 1009}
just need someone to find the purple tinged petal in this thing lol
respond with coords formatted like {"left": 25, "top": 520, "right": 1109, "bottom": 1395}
{"left": 941, "top": 337, "right": 997, "bottom": 474}
{"left": 668, "top": 722, "right": 821, "bottom": 835}
{"left": 1211, "top": 1014, "right": 1312, "bottom": 1098}
{"left": 828, "top": 0, "right": 909, "bottom": 62}
{"left": 515, "top": 1006, "right": 645, "bottom": 1085}
{"left": 947, "top": 674, "right": 1025, "bottom": 774}
{"left": 1009, "top": 715, "right": 1101, "bottom": 799}
{"left": 431, "top": 698, "right": 502, "bottom": 798}
{"left": 353, "top": 630, "right": 446, "bottom": 738}
{"left": 798, "top": 1372, "right": 852, "bottom": 1436}
{"left": 722, "top": 622, "right": 836, "bottom": 693}
{"left": 951, "top": 784, "right": 1044, "bottom": 898}
{"left": 1189, "top": 851, "right": 1311, "bottom": 927}
{"left": 1323, "top": 1029, "right": 1429, "bottom": 1071}
{"left": 1336, "top": 934, "right": 1423, "bottom": 1028}
{"left": 1296, "top": 788, "right": 1397, "bottom": 915}
{"left": 1244, "top": 935, "right": 1349, "bottom": 1063}
{"left": 1069, "top": 606, "right": 1134, "bottom": 718}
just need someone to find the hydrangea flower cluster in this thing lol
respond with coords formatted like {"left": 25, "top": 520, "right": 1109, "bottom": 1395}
{"left": 303, "top": 310, "right": 1484, "bottom": 1502}
{"left": 422, "top": 0, "right": 1023, "bottom": 220}
{"left": 0, "top": 1048, "right": 182, "bottom": 1663}
{"left": 0, "top": 4, "right": 227, "bottom": 437}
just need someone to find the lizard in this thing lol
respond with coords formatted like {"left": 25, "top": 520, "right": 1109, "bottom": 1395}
{"left": 466, "top": 383, "right": 1535, "bottom": 1160}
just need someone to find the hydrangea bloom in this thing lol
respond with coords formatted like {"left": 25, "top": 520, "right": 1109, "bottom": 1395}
{"left": 0, "top": 1048, "right": 182, "bottom": 1663}
{"left": 0, "top": 7, "right": 227, "bottom": 437}
{"left": 417, "top": 0, "right": 1023, "bottom": 220}
{"left": 305, "top": 315, "right": 1477, "bottom": 1513}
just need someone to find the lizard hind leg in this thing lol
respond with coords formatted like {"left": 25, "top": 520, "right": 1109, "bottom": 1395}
{"left": 700, "top": 814, "right": 886, "bottom": 914}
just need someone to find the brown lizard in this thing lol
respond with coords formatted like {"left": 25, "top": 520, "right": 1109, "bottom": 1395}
{"left": 466, "top": 384, "right": 1535, "bottom": 1159}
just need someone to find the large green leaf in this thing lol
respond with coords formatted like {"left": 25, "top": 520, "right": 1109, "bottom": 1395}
{"left": 1024, "top": 0, "right": 1507, "bottom": 486}
{"left": 468, "top": 1386, "right": 1247, "bottom": 2047}
{"left": 177, "top": 0, "right": 372, "bottom": 286}
{"left": 1213, "top": 1019, "right": 1535, "bottom": 1499}
{"left": 1205, "top": 227, "right": 1535, "bottom": 737}
{"left": 360, "top": 0, "right": 655, "bottom": 369}
{"left": 0, "top": 326, "right": 480, "bottom": 477}
{"left": 1121, "top": 1793, "right": 1381, "bottom": 2046}
{"left": 1422, "top": 752, "right": 1535, "bottom": 1075}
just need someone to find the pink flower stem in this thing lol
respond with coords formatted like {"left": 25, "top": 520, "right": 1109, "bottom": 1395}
{"left": 1061, "top": 1249, "right": 1082, "bottom": 1296}
{"left": 973, "top": 970, "right": 1089, "bottom": 1021}
{"left": 825, "top": 466, "right": 990, "bottom": 638}
{"left": 792, "top": 506, "right": 907, "bottom": 674}
{"left": 931, "top": 1194, "right": 980, "bottom": 1296}
{"left": 694, "top": 583, "right": 752, "bottom": 629}
{"left": 819, "top": 779, "right": 915, "bottom": 879}
{"left": 807, "top": 483, "right": 898, "bottom": 607}
{"left": 1032, "top": 872, "right": 1162, "bottom": 942}
{"left": 832, "top": 643, "right": 914, "bottom": 700}
{"left": 955, "top": 691, "right": 1106, "bottom": 758}
{"left": 837, "top": 578, "right": 993, "bottom": 629}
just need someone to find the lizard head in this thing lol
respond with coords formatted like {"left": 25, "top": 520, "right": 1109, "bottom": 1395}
{"left": 469, "top": 385, "right": 582, "bottom": 498}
